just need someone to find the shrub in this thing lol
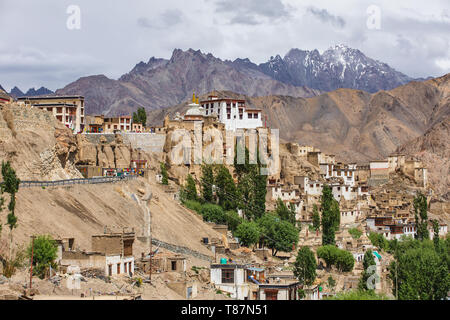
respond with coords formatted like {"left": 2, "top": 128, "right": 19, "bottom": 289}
{"left": 348, "top": 228, "right": 362, "bottom": 239}
{"left": 317, "top": 245, "right": 354, "bottom": 272}
{"left": 325, "top": 290, "right": 390, "bottom": 300}
{"left": 336, "top": 249, "right": 355, "bottom": 272}
{"left": 27, "top": 235, "right": 58, "bottom": 279}
{"left": 184, "top": 200, "right": 202, "bottom": 213}
{"left": 368, "top": 232, "right": 389, "bottom": 251}
{"left": 225, "top": 210, "right": 242, "bottom": 232}
{"left": 235, "top": 221, "right": 260, "bottom": 247}
{"left": 200, "top": 204, "right": 226, "bottom": 224}
{"left": 316, "top": 245, "right": 339, "bottom": 268}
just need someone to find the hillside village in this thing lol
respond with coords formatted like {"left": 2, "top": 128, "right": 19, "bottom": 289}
{"left": 0, "top": 86, "right": 448, "bottom": 301}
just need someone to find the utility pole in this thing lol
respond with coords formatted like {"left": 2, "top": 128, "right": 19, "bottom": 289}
{"left": 29, "top": 236, "right": 35, "bottom": 290}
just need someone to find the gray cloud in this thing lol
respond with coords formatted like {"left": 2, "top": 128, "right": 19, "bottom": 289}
{"left": 213, "top": 0, "right": 290, "bottom": 25}
{"left": 138, "top": 9, "right": 183, "bottom": 29}
{"left": 307, "top": 7, "right": 345, "bottom": 28}
{"left": 0, "top": 0, "right": 449, "bottom": 91}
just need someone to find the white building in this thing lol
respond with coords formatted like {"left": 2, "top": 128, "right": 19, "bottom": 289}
{"left": 200, "top": 95, "right": 263, "bottom": 131}
{"left": 210, "top": 263, "right": 250, "bottom": 300}
{"left": 270, "top": 186, "right": 296, "bottom": 201}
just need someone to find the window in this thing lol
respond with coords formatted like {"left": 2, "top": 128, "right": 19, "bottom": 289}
{"left": 171, "top": 261, "right": 177, "bottom": 271}
{"left": 239, "top": 114, "right": 243, "bottom": 120}
{"left": 254, "top": 113, "right": 258, "bottom": 119}
{"left": 124, "top": 263, "right": 128, "bottom": 274}
{"left": 265, "top": 290, "right": 278, "bottom": 300}
{"left": 108, "top": 265, "right": 112, "bottom": 276}
{"left": 248, "top": 113, "right": 253, "bottom": 119}
{"left": 117, "top": 263, "right": 121, "bottom": 274}
{"left": 227, "top": 114, "right": 231, "bottom": 119}
{"left": 222, "top": 269, "right": 234, "bottom": 284}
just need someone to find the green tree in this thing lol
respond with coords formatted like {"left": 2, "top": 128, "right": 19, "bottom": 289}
{"left": 182, "top": 174, "right": 197, "bottom": 201}
{"left": 160, "top": 162, "right": 168, "bottom": 185}
{"left": 27, "top": 235, "right": 58, "bottom": 279}
{"left": 312, "top": 204, "right": 320, "bottom": 232}
{"left": 132, "top": 107, "right": 147, "bottom": 127}
{"left": 200, "top": 204, "right": 226, "bottom": 225}
{"left": 201, "top": 164, "right": 214, "bottom": 203}
{"left": 316, "top": 245, "right": 339, "bottom": 268}
{"left": 321, "top": 185, "right": 339, "bottom": 245}
{"left": 258, "top": 214, "right": 298, "bottom": 256}
{"left": 327, "top": 275, "right": 336, "bottom": 292}
{"left": 336, "top": 249, "right": 355, "bottom": 272}
{"left": 293, "top": 246, "right": 317, "bottom": 287}
{"left": 234, "top": 145, "right": 267, "bottom": 220}
{"left": 275, "top": 198, "right": 295, "bottom": 225}
{"left": 368, "top": 232, "right": 389, "bottom": 251}
{"left": 1, "top": 161, "right": 20, "bottom": 259}
{"left": 432, "top": 219, "right": 440, "bottom": 249}
{"left": 348, "top": 228, "right": 362, "bottom": 239}
{"left": 235, "top": 221, "right": 260, "bottom": 247}
{"left": 413, "top": 192, "right": 429, "bottom": 240}
{"left": 225, "top": 210, "right": 242, "bottom": 232}
{"left": 359, "top": 251, "right": 376, "bottom": 291}
{"left": 214, "top": 165, "right": 238, "bottom": 210}
{"left": 389, "top": 239, "right": 450, "bottom": 300}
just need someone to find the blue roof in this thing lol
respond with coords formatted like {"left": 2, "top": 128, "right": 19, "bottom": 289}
{"left": 247, "top": 267, "right": 264, "bottom": 272}
{"left": 373, "top": 251, "right": 382, "bottom": 260}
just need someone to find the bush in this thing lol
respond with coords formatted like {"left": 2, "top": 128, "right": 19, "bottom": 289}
{"left": 235, "top": 221, "right": 260, "bottom": 247}
{"left": 317, "top": 245, "right": 339, "bottom": 268}
{"left": 184, "top": 200, "right": 202, "bottom": 213}
{"left": 336, "top": 249, "right": 355, "bottom": 272}
{"left": 200, "top": 204, "right": 226, "bottom": 224}
{"left": 225, "top": 210, "right": 242, "bottom": 232}
{"left": 317, "top": 245, "right": 354, "bottom": 272}
{"left": 348, "top": 228, "right": 362, "bottom": 239}
{"left": 27, "top": 235, "right": 58, "bottom": 279}
{"left": 325, "top": 290, "right": 390, "bottom": 300}
{"left": 368, "top": 232, "right": 389, "bottom": 251}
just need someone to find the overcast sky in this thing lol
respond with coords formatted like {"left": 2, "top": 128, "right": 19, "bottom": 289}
{"left": 1, "top": 0, "right": 449, "bottom": 91}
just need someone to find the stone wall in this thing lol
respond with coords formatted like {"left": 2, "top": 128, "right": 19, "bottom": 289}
{"left": 82, "top": 133, "right": 166, "bottom": 153}
{"left": 121, "top": 133, "right": 166, "bottom": 153}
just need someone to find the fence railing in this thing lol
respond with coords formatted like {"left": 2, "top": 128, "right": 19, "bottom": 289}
{"left": 19, "top": 175, "right": 138, "bottom": 188}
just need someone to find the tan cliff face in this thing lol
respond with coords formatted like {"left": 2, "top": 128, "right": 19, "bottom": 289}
{"left": 0, "top": 103, "right": 82, "bottom": 180}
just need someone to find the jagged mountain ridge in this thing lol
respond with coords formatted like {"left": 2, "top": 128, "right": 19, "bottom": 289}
{"left": 8, "top": 86, "right": 54, "bottom": 98}
{"left": 57, "top": 49, "right": 319, "bottom": 116}
{"left": 147, "top": 74, "right": 450, "bottom": 172}
{"left": 241, "top": 44, "right": 413, "bottom": 93}
{"left": 56, "top": 45, "right": 415, "bottom": 116}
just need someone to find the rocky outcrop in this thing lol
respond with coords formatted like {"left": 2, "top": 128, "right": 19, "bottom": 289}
{"left": 0, "top": 102, "right": 82, "bottom": 180}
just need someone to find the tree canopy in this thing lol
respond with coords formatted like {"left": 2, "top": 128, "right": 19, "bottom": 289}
{"left": 235, "top": 221, "right": 260, "bottom": 247}
{"left": 132, "top": 107, "right": 147, "bottom": 127}
{"left": 293, "top": 246, "right": 317, "bottom": 287}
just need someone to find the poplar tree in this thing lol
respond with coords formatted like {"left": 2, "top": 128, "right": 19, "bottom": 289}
{"left": 201, "top": 164, "right": 214, "bottom": 203}
{"left": 312, "top": 204, "right": 320, "bottom": 231}
{"left": 321, "top": 185, "right": 339, "bottom": 245}
{"left": 413, "top": 192, "right": 429, "bottom": 240}
{"left": 293, "top": 246, "right": 317, "bottom": 288}
{"left": 214, "top": 165, "right": 238, "bottom": 210}
{"left": 1, "top": 161, "right": 20, "bottom": 259}
{"left": 184, "top": 174, "right": 197, "bottom": 201}
{"left": 359, "top": 250, "right": 376, "bottom": 291}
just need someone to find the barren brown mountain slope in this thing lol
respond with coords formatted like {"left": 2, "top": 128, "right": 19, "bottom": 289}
{"left": 148, "top": 74, "right": 450, "bottom": 164}
{"left": 397, "top": 116, "right": 450, "bottom": 199}
{"left": 6, "top": 177, "right": 221, "bottom": 262}
{"left": 0, "top": 102, "right": 221, "bottom": 264}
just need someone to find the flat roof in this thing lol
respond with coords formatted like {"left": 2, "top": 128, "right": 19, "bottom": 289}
{"left": 17, "top": 95, "right": 84, "bottom": 100}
